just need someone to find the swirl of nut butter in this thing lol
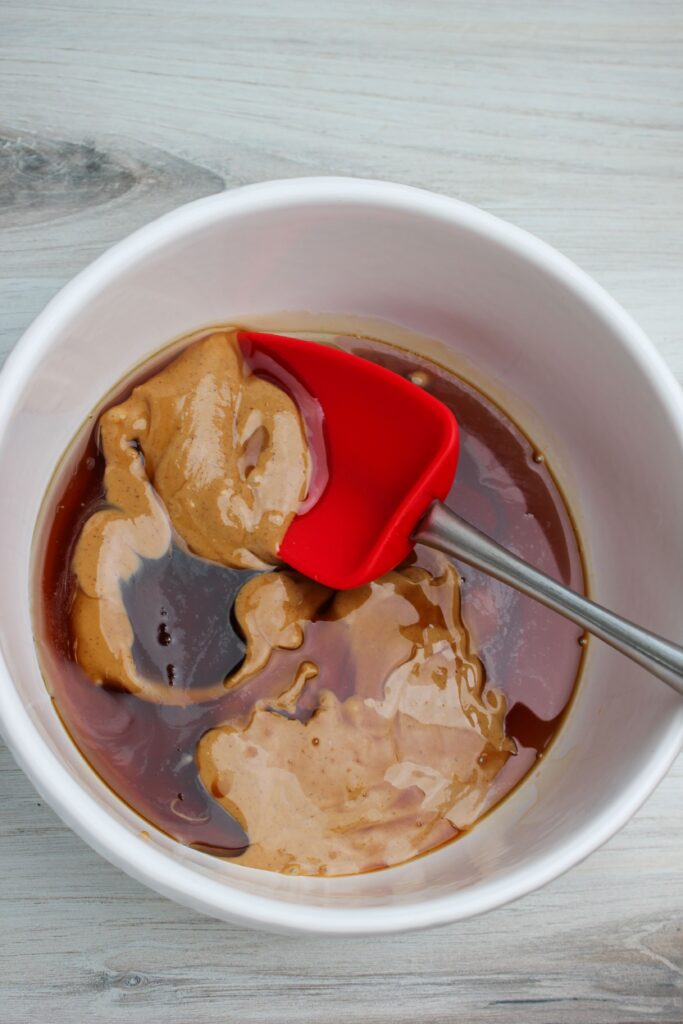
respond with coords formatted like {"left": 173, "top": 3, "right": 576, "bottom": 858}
{"left": 198, "top": 559, "right": 515, "bottom": 876}
{"left": 71, "top": 331, "right": 329, "bottom": 705}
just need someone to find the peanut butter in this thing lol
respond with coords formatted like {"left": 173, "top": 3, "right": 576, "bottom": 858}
{"left": 197, "top": 559, "right": 514, "bottom": 876}
{"left": 71, "top": 331, "right": 312, "bottom": 702}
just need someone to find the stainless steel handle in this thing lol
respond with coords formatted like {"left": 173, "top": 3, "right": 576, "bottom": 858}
{"left": 415, "top": 501, "right": 683, "bottom": 698}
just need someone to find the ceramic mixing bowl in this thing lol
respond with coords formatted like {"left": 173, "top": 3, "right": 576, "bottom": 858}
{"left": 0, "top": 178, "right": 681, "bottom": 934}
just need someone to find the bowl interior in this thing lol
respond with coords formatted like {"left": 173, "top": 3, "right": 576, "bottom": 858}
{"left": 1, "top": 180, "right": 682, "bottom": 932}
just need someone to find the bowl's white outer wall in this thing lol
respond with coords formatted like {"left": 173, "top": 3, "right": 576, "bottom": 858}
{"left": 0, "top": 179, "right": 681, "bottom": 936}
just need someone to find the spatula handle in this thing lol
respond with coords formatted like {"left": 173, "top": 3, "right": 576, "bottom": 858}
{"left": 415, "top": 501, "right": 683, "bottom": 698}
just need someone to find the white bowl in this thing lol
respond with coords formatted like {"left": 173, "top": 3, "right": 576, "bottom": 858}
{"left": 0, "top": 179, "right": 681, "bottom": 936}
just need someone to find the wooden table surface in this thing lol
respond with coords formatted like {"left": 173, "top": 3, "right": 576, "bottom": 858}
{"left": 1, "top": 2, "right": 682, "bottom": 1021}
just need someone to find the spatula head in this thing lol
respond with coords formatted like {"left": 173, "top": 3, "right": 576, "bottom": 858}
{"left": 238, "top": 331, "right": 459, "bottom": 589}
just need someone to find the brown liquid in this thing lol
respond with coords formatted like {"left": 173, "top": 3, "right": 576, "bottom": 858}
{"left": 35, "top": 334, "right": 584, "bottom": 862}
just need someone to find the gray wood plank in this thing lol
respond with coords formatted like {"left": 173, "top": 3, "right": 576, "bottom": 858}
{"left": 0, "top": 1, "right": 681, "bottom": 1021}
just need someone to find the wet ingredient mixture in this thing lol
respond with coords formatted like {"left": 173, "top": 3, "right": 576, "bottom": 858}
{"left": 35, "top": 328, "right": 584, "bottom": 876}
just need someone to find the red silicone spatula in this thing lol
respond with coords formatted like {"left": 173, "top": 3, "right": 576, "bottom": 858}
{"left": 238, "top": 331, "right": 683, "bottom": 696}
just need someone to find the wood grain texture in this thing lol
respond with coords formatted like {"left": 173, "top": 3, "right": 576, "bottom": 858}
{"left": 0, "top": 1, "right": 681, "bottom": 1021}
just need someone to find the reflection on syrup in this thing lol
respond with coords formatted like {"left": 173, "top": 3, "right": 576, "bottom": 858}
{"left": 121, "top": 544, "right": 256, "bottom": 690}
{"left": 36, "top": 333, "right": 584, "bottom": 862}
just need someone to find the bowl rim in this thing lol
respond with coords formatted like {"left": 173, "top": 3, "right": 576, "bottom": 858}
{"left": 1, "top": 176, "right": 682, "bottom": 936}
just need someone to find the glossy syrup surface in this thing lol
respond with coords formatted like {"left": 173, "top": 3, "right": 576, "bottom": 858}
{"left": 35, "top": 332, "right": 585, "bottom": 861}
